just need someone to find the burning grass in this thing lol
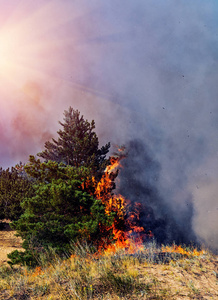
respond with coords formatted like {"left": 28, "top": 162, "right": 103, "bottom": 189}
{"left": 0, "top": 242, "right": 217, "bottom": 299}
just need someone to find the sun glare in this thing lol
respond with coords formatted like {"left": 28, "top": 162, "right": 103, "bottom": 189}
{"left": 0, "top": 1, "right": 82, "bottom": 94}
{"left": 0, "top": 25, "right": 33, "bottom": 92}
{"left": 0, "top": 31, "right": 17, "bottom": 72}
{"left": 0, "top": 1, "right": 113, "bottom": 104}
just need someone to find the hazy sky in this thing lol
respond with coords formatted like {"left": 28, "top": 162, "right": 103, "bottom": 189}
{"left": 0, "top": 0, "right": 217, "bottom": 251}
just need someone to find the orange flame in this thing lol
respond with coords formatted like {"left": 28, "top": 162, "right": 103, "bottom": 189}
{"left": 80, "top": 156, "right": 203, "bottom": 259}
{"left": 161, "top": 245, "right": 204, "bottom": 257}
{"left": 93, "top": 155, "right": 148, "bottom": 254}
{"left": 32, "top": 266, "right": 44, "bottom": 277}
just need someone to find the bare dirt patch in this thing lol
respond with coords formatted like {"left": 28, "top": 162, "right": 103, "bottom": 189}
{"left": 0, "top": 221, "right": 22, "bottom": 265}
{"left": 137, "top": 257, "right": 218, "bottom": 299}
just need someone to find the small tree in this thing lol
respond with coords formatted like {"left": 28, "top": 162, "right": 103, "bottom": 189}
{"left": 8, "top": 108, "right": 115, "bottom": 266}
{"left": 0, "top": 167, "right": 33, "bottom": 222}
{"left": 38, "top": 107, "right": 110, "bottom": 179}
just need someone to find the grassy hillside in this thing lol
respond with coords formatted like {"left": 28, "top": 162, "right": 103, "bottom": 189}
{"left": 0, "top": 237, "right": 217, "bottom": 299}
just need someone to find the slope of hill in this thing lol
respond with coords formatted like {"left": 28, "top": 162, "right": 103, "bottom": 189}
{"left": 0, "top": 233, "right": 217, "bottom": 299}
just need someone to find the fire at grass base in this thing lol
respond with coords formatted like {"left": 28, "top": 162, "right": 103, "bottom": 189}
{"left": 0, "top": 241, "right": 217, "bottom": 300}
{"left": 2, "top": 142, "right": 206, "bottom": 269}
{"left": 0, "top": 152, "right": 214, "bottom": 299}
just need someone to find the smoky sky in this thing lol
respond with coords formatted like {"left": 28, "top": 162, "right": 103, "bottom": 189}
{"left": 0, "top": 0, "right": 217, "bottom": 251}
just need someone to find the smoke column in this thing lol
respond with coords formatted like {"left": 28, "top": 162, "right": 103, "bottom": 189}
{"left": 0, "top": 0, "right": 217, "bottom": 252}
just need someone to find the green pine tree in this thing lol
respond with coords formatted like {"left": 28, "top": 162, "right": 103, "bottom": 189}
{"left": 8, "top": 107, "right": 115, "bottom": 266}
{"left": 38, "top": 107, "right": 110, "bottom": 179}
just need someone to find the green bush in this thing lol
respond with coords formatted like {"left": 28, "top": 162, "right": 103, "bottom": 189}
{"left": 0, "top": 166, "right": 33, "bottom": 221}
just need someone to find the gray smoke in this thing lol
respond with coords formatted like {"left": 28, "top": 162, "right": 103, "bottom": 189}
{"left": 118, "top": 139, "right": 197, "bottom": 245}
{"left": 0, "top": 0, "right": 217, "bottom": 252}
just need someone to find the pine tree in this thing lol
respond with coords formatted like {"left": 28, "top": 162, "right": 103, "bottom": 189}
{"left": 8, "top": 108, "right": 114, "bottom": 266}
{"left": 38, "top": 107, "right": 110, "bottom": 179}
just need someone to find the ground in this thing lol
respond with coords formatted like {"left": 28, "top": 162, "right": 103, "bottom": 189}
{"left": 0, "top": 222, "right": 217, "bottom": 299}
{"left": 0, "top": 221, "right": 22, "bottom": 265}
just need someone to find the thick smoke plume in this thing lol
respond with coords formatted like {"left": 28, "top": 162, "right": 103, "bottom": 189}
{"left": 0, "top": 1, "right": 217, "bottom": 252}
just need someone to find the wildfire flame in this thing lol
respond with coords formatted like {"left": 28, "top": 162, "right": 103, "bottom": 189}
{"left": 81, "top": 154, "right": 203, "bottom": 258}
{"left": 94, "top": 155, "right": 148, "bottom": 254}
{"left": 161, "top": 245, "right": 204, "bottom": 257}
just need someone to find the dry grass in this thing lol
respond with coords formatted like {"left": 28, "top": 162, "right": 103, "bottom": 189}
{"left": 0, "top": 240, "right": 217, "bottom": 300}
